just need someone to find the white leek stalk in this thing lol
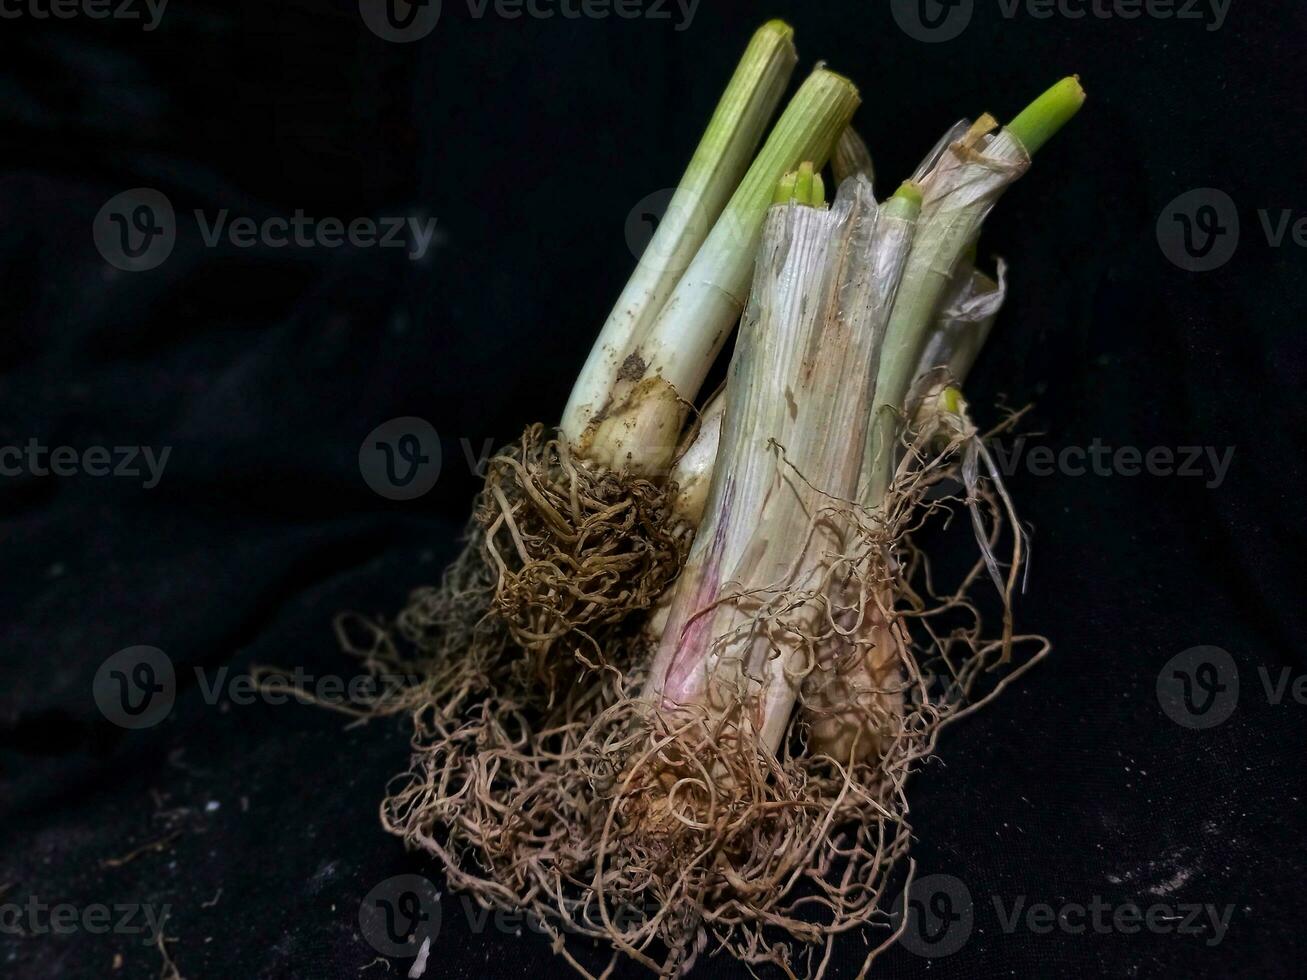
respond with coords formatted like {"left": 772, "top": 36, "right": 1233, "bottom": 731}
{"left": 662, "top": 257, "right": 1008, "bottom": 533}
{"left": 583, "top": 70, "right": 861, "bottom": 477}
{"left": 560, "top": 21, "right": 798, "bottom": 444}
{"left": 805, "top": 253, "right": 1008, "bottom": 762}
{"left": 758, "top": 181, "right": 921, "bottom": 752}
{"left": 668, "top": 390, "right": 726, "bottom": 527}
{"left": 646, "top": 170, "right": 841, "bottom": 720}
{"left": 647, "top": 175, "right": 921, "bottom": 757}
{"left": 654, "top": 242, "right": 1007, "bottom": 759}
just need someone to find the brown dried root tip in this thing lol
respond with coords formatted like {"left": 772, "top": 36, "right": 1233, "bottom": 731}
{"left": 474, "top": 424, "right": 691, "bottom": 677}
{"left": 324, "top": 517, "right": 519, "bottom": 723}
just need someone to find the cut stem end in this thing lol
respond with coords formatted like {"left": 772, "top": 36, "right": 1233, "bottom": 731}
{"left": 883, "top": 180, "right": 924, "bottom": 220}
{"left": 1006, "top": 76, "right": 1086, "bottom": 157}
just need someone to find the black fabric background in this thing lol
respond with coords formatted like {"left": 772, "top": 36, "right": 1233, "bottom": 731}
{"left": 2, "top": 1, "right": 1305, "bottom": 977}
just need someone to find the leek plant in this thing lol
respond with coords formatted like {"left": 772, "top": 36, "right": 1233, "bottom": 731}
{"left": 337, "top": 29, "right": 1085, "bottom": 976}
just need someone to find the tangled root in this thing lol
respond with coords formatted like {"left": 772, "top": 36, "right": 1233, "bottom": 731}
{"left": 475, "top": 424, "right": 690, "bottom": 664}
{"left": 366, "top": 416, "right": 1049, "bottom": 979}
{"left": 384, "top": 691, "right": 914, "bottom": 978}
{"left": 327, "top": 518, "right": 510, "bottom": 722}
{"left": 327, "top": 424, "right": 690, "bottom": 718}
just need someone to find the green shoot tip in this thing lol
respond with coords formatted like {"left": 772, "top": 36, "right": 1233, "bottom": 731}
{"left": 757, "top": 18, "right": 795, "bottom": 41}
{"left": 1006, "top": 76, "right": 1086, "bottom": 157}
{"left": 795, "top": 161, "right": 815, "bottom": 203}
{"left": 814, "top": 67, "right": 858, "bottom": 94}
{"left": 893, "top": 180, "right": 923, "bottom": 208}
{"left": 773, "top": 162, "right": 826, "bottom": 208}
{"left": 773, "top": 171, "right": 797, "bottom": 205}
{"left": 883, "top": 181, "right": 923, "bottom": 220}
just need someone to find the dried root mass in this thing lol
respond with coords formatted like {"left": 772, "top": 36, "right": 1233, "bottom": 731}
{"left": 474, "top": 424, "right": 690, "bottom": 676}
{"left": 335, "top": 425, "right": 691, "bottom": 718}
{"left": 364, "top": 424, "right": 1049, "bottom": 979}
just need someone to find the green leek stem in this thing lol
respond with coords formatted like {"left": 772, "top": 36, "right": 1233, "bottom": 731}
{"left": 1007, "top": 76, "right": 1086, "bottom": 157}
{"left": 585, "top": 69, "right": 860, "bottom": 475}
{"left": 861, "top": 80, "right": 1084, "bottom": 506}
{"left": 560, "top": 21, "right": 798, "bottom": 445}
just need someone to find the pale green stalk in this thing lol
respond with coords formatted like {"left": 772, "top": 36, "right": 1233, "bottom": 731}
{"left": 861, "top": 78, "right": 1085, "bottom": 506}
{"left": 560, "top": 21, "right": 798, "bottom": 445}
